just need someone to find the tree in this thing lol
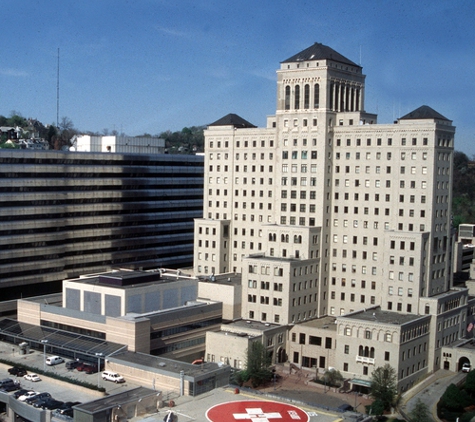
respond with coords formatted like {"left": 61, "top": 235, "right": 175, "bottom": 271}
{"left": 370, "top": 364, "right": 397, "bottom": 411}
{"left": 366, "top": 398, "right": 385, "bottom": 418}
{"left": 59, "top": 116, "right": 74, "bottom": 133}
{"left": 237, "top": 341, "right": 272, "bottom": 387}
{"left": 438, "top": 383, "right": 471, "bottom": 412}
{"left": 323, "top": 368, "right": 343, "bottom": 387}
{"left": 409, "top": 398, "right": 431, "bottom": 422}
{"left": 464, "top": 368, "right": 475, "bottom": 397}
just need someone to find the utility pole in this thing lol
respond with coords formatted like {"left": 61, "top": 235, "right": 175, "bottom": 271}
{"left": 56, "top": 48, "right": 60, "bottom": 128}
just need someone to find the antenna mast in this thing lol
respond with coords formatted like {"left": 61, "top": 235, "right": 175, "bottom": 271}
{"left": 56, "top": 48, "right": 60, "bottom": 128}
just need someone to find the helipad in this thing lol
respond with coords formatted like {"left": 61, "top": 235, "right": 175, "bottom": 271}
{"left": 206, "top": 400, "right": 310, "bottom": 422}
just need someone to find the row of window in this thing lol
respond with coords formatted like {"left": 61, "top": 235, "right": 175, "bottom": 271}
{"left": 331, "top": 292, "right": 375, "bottom": 303}
{"left": 233, "top": 165, "right": 273, "bottom": 172}
{"left": 277, "top": 217, "right": 316, "bottom": 227}
{"left": 291, "top": 332, "right": 332, "bottom": 348}
{"left": 387, "top": 286, "right": 414, "bottom": 296}
{"left": 208, "top": 139, "right": 275, "bottom": 149}
{"left": 284, "top": 83, "right": 320, "bottom": 110}
{"left": 282, "top": 151, "right": 318, "bottom": 160}
{"left": 336, "top": 137, "right": 429, "bottom": 147}
{"left": 235, "top": 152, "right": 274, "bottom": 160}
{"left": 282, "top": 164, "right": 317, "bottom": 172}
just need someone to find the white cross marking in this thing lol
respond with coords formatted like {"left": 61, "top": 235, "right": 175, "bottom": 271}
{"left": 233, "top": 407, "right": 283, "bottom": 421}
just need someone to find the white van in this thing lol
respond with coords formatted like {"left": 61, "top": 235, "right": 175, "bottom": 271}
{"left": 45, "top": 356, "right": 64, "bottom": 366}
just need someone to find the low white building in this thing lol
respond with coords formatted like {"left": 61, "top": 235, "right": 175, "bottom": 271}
{"left": 74, "top": 135, "right": 165, "bottom": 154}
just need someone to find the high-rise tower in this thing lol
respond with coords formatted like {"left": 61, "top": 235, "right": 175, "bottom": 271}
{"left": 194, "top": 42, "right": 456, "bottom": 328}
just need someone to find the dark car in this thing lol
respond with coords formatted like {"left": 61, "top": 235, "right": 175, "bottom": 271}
{"left": 0, "top": 378, "right": 18, "bottom": 392}
{"left": 13, "top": 389, "right": 30, "bottom": 399}
{"left": 37, "top": 398, "right": 64, "bottom": 410}
{"left": 76, "top": 362, "right": 89, "bottom": 372}
{"left": 8, "top": 367, "right": 27, "bottom": 377}
{"left": 337, "top": 403, "right": 354, "bottom": 412}
{"left": 61, "top": 408, "right": 74, "bottom": 417}
{"left": 65, "top": 360, "right": 82, "bottom": 370}
{"left": 26, "top": 392, "right": 51, "bottom": 405}
{"left": 56, "top": 401, "right": 81, "bottom": 415}
{"left": 84, "top": 365, "right": 98, "bottom": 374}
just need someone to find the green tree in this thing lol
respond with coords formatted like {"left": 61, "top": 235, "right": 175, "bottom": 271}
{"left": 7, "top": 112, "right": 27, "bottom": 127}
{"left": 370, "top": 364, "right": 397, "bottom": 411}
{"left": 238, "top": 341, "right": 272, "bottom": 387}
{"left": 366, "top": 398, "right": 385, "bottom": 417}
{"left": 409, "top": 398, "right": 431, "bottom": 422}
{"left": 438, "top": 383, "right": 471, "bottom": 412}
{"left": 464, "top": 369, "right": 475, "bottom": 397}
{"left": 323, "top": 368, "right": 343, "bottom": 387}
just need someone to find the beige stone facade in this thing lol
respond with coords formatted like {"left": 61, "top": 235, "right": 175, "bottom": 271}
{"left": 198, "top": 272, "right": 242, "bottom": 321}
{"left": 205, "top": 320, "right": 288, "bottom": 369}
{"left": 194, "top": 42, "right": 467, "bottom": 390}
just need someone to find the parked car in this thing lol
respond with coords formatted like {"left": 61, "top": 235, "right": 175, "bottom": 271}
{"left": 56, "top": 401, "right": 81, "bottom": 415}
{"left": 59, "top": 408, "right": 74, "bottom": 417}
{"left": 17, "top": 391, "right": 38, "bottom": 402}
{"left": 26, "top": 392, "right": 51, "bottom": 405}
{"left": 102, "top": 371, "right": 125, "bottom": 383}
{"left": 24, "top": 374, "right": 41, "bottom": 382}
{"left": 65, "top": 360, "right": 82, "bottom": 370}
{"left": 13, "top": 389, "right": 30, "bottom": 399}
{"left": 45, "top": 356, "right": 64, "bottom": 366}
{"left": 0, "top": 378, "right": 16, "bottom": 391}
{"left": 338, "top": 403, "right": 354, "bottom": 412}
{"left": 8, "top": 367, "right": 27, "bottom": 377}
{"left": 462, "top": 362, "right": 471, "bottom": 373}
{"left": 34, "top": 397, "right": 63, "bottom": 410}
{"left": 84, "top": 365, "right": 98, "bottom": 374}
{"left": 76, "top": 362, "right": 89, "bottom": 371}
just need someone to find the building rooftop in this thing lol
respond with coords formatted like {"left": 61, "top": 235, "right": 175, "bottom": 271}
{"left": 282, "top": 42, "right": 360, "bottom": 67}
{"left": 71, "top": 269, "right": 196, "bottom": 289}
{"left": 340, "top": 307, "right": 426, "bottom": 325}
{"left": 198, "top": 272, "right": 242, "bottom": 286}
{"left": 113, "top": 350, "right": 228, "bottom": 378}
{"left": 399, "top": 105, "right": 451, "bottom": 122}
{"left": 297, "top": 316, "right": 338, "bottom": 331}
{"left": 224, "top": 319, "right": 281, "bottom": 333}
{"left": 209, "top": 113, "right": 256, "bottom": 128}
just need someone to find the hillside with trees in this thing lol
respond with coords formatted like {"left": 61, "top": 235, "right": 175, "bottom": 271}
{"left": 452, "top": 151, "right": 475, "bottom": 228}
{"left": 0, "top": 112, "right": 204, "bottom": 154}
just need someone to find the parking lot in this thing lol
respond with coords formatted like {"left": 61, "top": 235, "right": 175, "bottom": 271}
{"left": 1, "top": 340, "right": 347, "bottom": 422}
{"left": 0, "top": 340, "right": 138, "bottom": 405}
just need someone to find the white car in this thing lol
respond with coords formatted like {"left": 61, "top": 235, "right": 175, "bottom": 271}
{"left": 462, "top": 363, "right": 471, "bottom": 373}
{"left": 102, "top": 371, "right": 125, "bottom": 383}
{"left": 18, "top": 391, "right": 37, "bottom": 402}
{"left": 24, "top": 374, "right": 41, "bottom": 382}
{"left": 45, "top": 356, "right": 64, "bottom": 366}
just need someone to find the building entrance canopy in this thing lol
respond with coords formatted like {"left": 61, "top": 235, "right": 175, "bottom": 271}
{"left": 0, "top": 318, "right": 126, "bottom": 359}
{"left": 351, "top": 378, "right": 372, "bottom": 388}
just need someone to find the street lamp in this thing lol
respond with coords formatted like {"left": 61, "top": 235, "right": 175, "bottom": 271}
{"left": 95, "top": 353, "right": 103, "bottom": 388}
{"left": 41, "top": 340, "right": 48, "bottom": 372}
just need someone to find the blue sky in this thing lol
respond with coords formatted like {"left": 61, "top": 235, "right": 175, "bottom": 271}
{"left": 2, "top": 0, "right": 474, "bottom": 154}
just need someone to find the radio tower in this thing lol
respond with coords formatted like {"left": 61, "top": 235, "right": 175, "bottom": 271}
{"left": 56, "top": 48, "right": 60, "bottom": 128}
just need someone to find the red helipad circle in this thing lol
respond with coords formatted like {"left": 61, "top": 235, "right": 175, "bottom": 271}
{"left": 206, "top": 400, "right": 309, "bottom": 422}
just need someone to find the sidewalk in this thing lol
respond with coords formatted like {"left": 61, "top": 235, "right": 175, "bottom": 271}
{"left": 257, "top": 364, "right": 373, "bottom": 413}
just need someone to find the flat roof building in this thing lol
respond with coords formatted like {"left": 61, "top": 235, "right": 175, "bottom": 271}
{"left": 16, "top": 269, "right": 222, "bottom": 361}
{"left": 0, "top": 150, "right": 203, "bottom": 311}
